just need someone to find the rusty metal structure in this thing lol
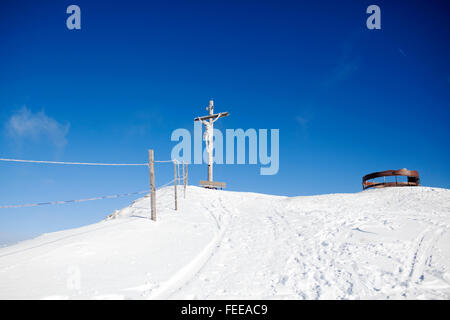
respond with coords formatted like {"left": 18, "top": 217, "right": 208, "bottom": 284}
{"left": 362, "top": 168, "right": 420, "bottom": 190}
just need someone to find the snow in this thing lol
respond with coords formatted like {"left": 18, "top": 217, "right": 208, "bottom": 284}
{"left": 0, "top": 186, "right": 449, "bottom": 300}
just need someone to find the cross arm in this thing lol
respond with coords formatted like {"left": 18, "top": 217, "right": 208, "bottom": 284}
{"left": 194, "top": 112, "right": 229, "bottom": 122}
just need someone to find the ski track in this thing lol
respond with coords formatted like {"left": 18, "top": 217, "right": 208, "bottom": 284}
{"left": 148, "top": 195, "right": 231, "bottom": 299}
{"left": 169, "top": 187, "right": 450, "bottom": 300}
{"left": 1, "top": 186, "right": 449, "bottom": 299}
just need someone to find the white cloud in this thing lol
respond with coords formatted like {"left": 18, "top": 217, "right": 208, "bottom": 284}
{"left": 295, "top": 115, "right": 308, "bottom": 129}
{"left": 329, "top": 61, "right": 359, "bottom": 83}
{"left": 324, "top": 41, "right": 360, "bottom": 86}
{"left": 6, "top": 107, "right": 70, "bottom": 148}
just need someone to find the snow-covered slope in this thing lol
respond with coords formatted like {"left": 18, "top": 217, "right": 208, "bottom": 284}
{"left": 0, "top": 186, "right": 449, "bottom": 300}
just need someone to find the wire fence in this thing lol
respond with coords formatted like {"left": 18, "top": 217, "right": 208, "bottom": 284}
{"left": 0, "top": 190, "right": 149, "bottom": 209}
{"left": 0, "top": 158, "right": 180, "bottom": 166}
{"left": 0, "top": 158, "right": 149, "bottom": 166}
{"left": 0, "top": 156, "right": 186, "bottom": 211}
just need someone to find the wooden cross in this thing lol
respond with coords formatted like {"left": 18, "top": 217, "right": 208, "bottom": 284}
{"left": 194, "top": 100, "right": 229, "bottom": 187}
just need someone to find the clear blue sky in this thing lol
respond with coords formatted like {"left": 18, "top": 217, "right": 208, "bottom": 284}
{"left": 0, "top": 0, "right": 449, "bottom": 244}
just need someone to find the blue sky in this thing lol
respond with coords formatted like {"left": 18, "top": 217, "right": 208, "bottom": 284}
{"left": 0, "top": 0, "right": 449, "bottom": 244}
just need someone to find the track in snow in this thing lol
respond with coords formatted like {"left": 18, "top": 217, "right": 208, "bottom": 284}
{"left": 167, "top": 187, "right": 450, "bottom": 299}
{"left": 0, "top": 186, "right": 449, "bottom": 300}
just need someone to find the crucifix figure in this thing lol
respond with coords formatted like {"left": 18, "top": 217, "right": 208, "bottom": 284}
{"left": 194, "top": 100, "right": 229, "bottom": 188}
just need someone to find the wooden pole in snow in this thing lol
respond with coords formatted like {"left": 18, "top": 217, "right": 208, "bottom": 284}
{"left": 183, "top": 161, "right": 186, "bottom": 199}
{"left": 186, "top": 162, "right": 188, "bottom": 195}
{"left": 174, "top": 160, "right": 178, "bottom": 211}
{"left": 148, "top": 149, "right": 156, "bottom": 221}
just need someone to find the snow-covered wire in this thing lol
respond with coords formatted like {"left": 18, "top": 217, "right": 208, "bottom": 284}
{"left": 156, "top": 178, "right": 176, "bottom": 190}
{"left": 0, "top": 158, "right": 180, "bottom": 166}
{"left": 0, "top": 190, "right": 149, "bottom": 209}
{"left": 0, "top": 175, "right": 181, "bottom": 209}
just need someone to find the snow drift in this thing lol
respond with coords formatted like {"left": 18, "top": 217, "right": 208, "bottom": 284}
{"left": 0, "top": 186, "right": 449, "bottom": 299}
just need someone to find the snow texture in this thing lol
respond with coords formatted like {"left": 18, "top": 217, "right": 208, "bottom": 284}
{"left": 0, "top": 186, "right": 449, "bottom": 300}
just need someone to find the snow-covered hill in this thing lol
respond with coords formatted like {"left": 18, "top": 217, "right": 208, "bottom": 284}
{"left": 0, "top": 186, "right": 449, "bottom": 300}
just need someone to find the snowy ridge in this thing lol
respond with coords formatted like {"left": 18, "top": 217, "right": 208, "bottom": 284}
{"left": 0, "top": 186, "right": 449, "bottom": 299}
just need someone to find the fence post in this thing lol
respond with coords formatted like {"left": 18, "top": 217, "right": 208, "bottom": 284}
{"left": 174, "top": 160, "right": 178, "bottom": 211}
{"left": 148, "top": 149, "right": 156, "bottom": 221}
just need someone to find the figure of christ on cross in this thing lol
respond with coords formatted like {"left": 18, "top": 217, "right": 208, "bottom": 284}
{"left": 194, "top": 100, "right": 229, "bottom": 186}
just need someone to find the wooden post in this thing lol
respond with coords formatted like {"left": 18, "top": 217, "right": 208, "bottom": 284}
{"left": 148, "top": 149, "right": 156, "bottom": 221}
{"left": 183, "top": 161, "right": 186, "bottom": 199}
{"left": 174, "top": 160, "right": 178, "bottom": 211}
{"left": 185, "top": 162, "right": 189, "bottom": 196}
